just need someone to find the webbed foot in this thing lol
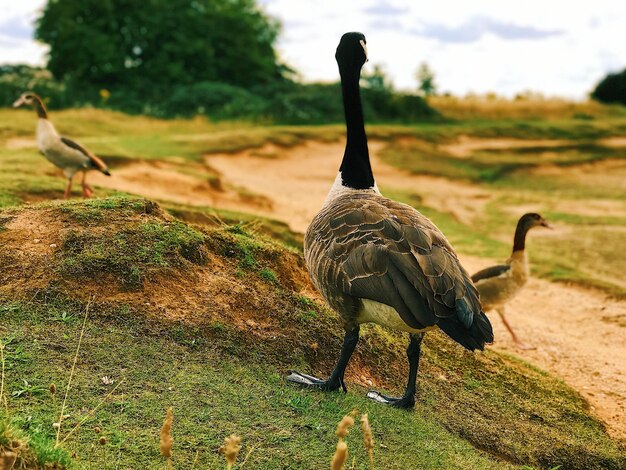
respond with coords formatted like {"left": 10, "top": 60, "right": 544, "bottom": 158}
{"left": 286, "top": 370, "right": 347, "bottom": 392}
{"left": 366, "top": 390, "right": 415, "bottom": 409}
{"left": 515, "top": 341, "right": 536, "bottom": 351}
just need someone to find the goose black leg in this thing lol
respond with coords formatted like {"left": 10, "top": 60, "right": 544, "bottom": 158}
{"left": 287, "top": 326, "right": 360, "bottom": 392}
{"left": 367, "top": 332, "right": 425, "bottom": 409}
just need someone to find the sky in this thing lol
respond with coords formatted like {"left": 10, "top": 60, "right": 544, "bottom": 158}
{"left": 1, "top": 0, "right": 625, "bottom": 99}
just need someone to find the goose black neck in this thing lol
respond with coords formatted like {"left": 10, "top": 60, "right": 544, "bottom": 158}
{"left": 338, "top": 68, "right": 374, "bottom": 189}
{"left": 33, "top": 96, "right": 48, "bottom": 119}
{"left": 512, "top": 221, "right": 530, "bottom": 252}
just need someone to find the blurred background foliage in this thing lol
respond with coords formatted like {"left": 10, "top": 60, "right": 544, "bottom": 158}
{"left": 0, "top": 0, "right": 623, "bottom": 121}
{"left": 0, "top": 0, "right": 436, "bottom": 123}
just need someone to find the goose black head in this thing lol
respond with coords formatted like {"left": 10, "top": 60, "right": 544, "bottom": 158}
{"left": 336, "top": 32, "right": 368, "bottom": 74}
{"left": 13, "top": 92, "right": 40, "bottom": 108}
{"left": 520, "top": 213, "right": 552, "bottom": 230}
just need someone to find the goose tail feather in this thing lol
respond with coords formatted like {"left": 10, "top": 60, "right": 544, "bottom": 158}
{"left": 437, "top": 309, "right": 494, "bottom": 351}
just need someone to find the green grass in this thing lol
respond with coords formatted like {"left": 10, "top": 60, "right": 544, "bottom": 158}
{"left": 380, "top": 140, "right": 625, "bottom": 184}
{"left": 1, "top": 296, "right": 624, "bottom": 469}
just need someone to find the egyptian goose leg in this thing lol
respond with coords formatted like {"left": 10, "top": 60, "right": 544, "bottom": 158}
{"left": 497, "top": 307, "right": 535, "bottom": 350}
{"left": 81, "top": 171, "right": 93, "bottom": 198}
{"left": 287, "top": 326, "right": 360, "bottom": 392}
{"left": 64, "top": 177, "right": 73, "bottom": 199}
{"left": 366, "top": 332, "right": 424, "bottom": 409}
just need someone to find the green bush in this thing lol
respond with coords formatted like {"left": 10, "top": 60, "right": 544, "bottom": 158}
{"left": 265, "top": 83, "right": 343, "bottom": 123}
{"left": 161, "top": 81, "right": 267, "bottom": 119}
{"left": 0, "top": 64, "right": 437, "bottom": 123}
{"left": 592, "top": 69, "right": 626, "bottom": 106}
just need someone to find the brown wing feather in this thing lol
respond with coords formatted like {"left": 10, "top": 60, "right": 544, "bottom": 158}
{"left": 305, "top": 193, "right": 483, "bottom": 331}
{"left": 60, "top": 137, "right": 111, "bottom": 175}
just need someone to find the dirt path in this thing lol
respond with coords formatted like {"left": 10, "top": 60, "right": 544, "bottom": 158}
{"left": 440, "top": 135, "right": 626, "bottom": 158}
{"left": 205, "top": 141, "right": 491, "bottom": 232}
{"left": 91, "top": 139, "right": 625, "bottom": 440}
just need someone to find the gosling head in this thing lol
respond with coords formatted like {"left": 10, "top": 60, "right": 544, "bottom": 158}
{"left": 520, "top": 213, "right": 552, "bottom": 231}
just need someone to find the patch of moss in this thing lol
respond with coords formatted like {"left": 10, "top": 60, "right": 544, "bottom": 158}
{"left": 259, "top": 267, "right": 278, "bottom": 284}
{"left": 59, "top": 220, "right": 205, "bottom": 289}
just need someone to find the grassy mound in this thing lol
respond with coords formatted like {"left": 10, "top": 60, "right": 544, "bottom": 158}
{"left": 0, "top": 197, "right": 624, "bottom": 469}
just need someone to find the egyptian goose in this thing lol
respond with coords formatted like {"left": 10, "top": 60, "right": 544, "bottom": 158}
{"left": 471, "top": 213, "right": 551, "bottom": 349}
{"left": 287, "top": 33, "right": 493, "bottom": 408}
{"left": 13, "top": 92, "right": 110, "bottom": 198}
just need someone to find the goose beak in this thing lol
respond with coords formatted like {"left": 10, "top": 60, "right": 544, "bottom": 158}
{"left": 540, "top": 220, "right": 553, "bottom": 229}
{"left": 359, "top": 39, "right": 369, "bottom": 62}
{"left": 12, "top": 97, "right": 25, "bottom": 108}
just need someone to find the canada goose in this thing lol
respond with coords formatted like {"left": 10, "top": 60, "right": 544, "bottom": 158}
{"left": 471, "top": 213, "right": 551, "bottom": 350}
{"left": 12, "top": 92, "right": 110, "bottom": 198}
{"left": 287, "top": 33, "right": 493, "bottom": 408}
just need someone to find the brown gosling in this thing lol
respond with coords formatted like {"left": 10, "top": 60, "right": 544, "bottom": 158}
{"left": 471, "top": 213, "right": 551, "bottom": 349}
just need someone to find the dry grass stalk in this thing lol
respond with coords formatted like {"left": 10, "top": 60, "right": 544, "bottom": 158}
{"left": 360, "top": 414, "right": 374, "bottom": 468}
{"left": 0, "top": 340, "right": 6, "bottom": 414}
{"left": 331, "top": 413, "right": 356, "bottom": 470}
{"left": 335, "top": 415, "right": 354, "bottom": 438}
{"left": 238, "top": 444, "right": 255, "bottom": 469}
{"left": 330, "top": 440, "right": 348, "bottom": 470}
{"left": 55, "top": 296, "right": 91, "bottom": 447}
{"left": 219, "top": 434, "right": 241, "bottom": 470}
{"left": 160, "top": 407, "right": 173, "bottom": 463}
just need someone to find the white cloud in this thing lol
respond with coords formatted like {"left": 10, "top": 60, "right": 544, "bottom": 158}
{"left": 2, "top": 0, "right": 626, "bottom": 98}
{"left": 262, "top": 0, "right": 626, "bottom": 98}
{"left": 0, "top": 0, "right": 47, "bottom": 66}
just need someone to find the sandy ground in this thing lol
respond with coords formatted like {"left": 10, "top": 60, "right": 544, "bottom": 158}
{"left": 91, "top": 139, "right": 625, "bottom": 440}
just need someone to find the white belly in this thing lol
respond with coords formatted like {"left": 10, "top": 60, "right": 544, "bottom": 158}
{"left": 357, "top": 299, "right": 435, "bottom": 333}
{"left": 36, "top": 119, "right": 89, "bottom": 176}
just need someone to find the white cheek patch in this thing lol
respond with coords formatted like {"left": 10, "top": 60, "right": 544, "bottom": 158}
{"left": 360, "top": 39, "right": 368, "bottom": 62}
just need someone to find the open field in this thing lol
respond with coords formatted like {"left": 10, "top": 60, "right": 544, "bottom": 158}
{"left": 1, "top": 108, "right": 626, "bottom": 468}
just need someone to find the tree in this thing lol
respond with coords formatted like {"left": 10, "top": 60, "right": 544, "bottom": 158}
{"left": 361, "top": 64, "right": 393, "bottom": 92}
{"left": 416, "top": 62, "right": 437, "bottom": 97}
{"left": 35, "top": 0, "right": 284, "bottom": 100}
{"left": 591, "top": 69, "right": 626, "bottom": 106}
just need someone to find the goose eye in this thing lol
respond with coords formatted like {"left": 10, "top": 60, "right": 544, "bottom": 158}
{"left": 359, "top": 39, "right": 368, "bottom": 62}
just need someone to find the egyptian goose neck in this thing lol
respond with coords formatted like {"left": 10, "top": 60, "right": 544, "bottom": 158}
{"left": 511, "top": 212, "right": 551, "bottom": 253}
{"left": 32, "top": 95, "right": 48, "bottom": 119}
{"left": 337, "top": 33, "right": 374, "bottom": 190}
{"left": 512, "top": 221, "right": 531, "bottom": 253}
